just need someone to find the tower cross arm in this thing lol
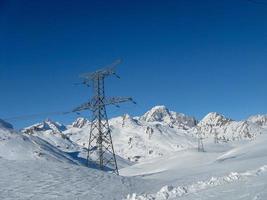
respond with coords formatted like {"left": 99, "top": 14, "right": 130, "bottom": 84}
{"left": 103, "top": 97, "right": 136, "bottom": 107}
{"left": 72, "top": 102, "right": 93, "bottom": 112}
{"left": 80, "top": 59, "right": 121, "bottom": 80}
{"left": 72, "top": 97, "right": 136, "bottom": 113}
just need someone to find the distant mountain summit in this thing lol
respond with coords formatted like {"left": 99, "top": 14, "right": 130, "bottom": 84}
{"left": 71, "top": 117, "right": 90, "bottom": 128}
{"left": 248, "top": 114, "right": 267, "bottom": 127}
{"left": 22, "top": 119, "right": 66, "bottom": 134}
{"left": 22, "top": 119, "right": 78, "bottom": 152}
{"left": 140, "top": 105, "right": 197, "bottom": 130}
{"left": 140, "top": 105, "right": 173, "bottom": 123}
{"left": 197, "top": 112, "right": 264, "bottom": 140}
{"left": 198, "top": 112, "right": 232, "bottom": 127}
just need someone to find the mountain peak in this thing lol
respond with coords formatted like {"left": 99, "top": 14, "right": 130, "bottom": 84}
{"left": 139, "top": 106, "right": 197, "bottom": 129}
{"left": 199, "top": 112, "right": 232, "bottom": 127}
{"left": 72, "top": 117, "right": 90, "bottom": 128}
{"left": 23, "top": 119, "right": 66, "bottom": 134}
{"left": 140, "top": 105, "right": 171, "bottom": 123}
{"left": 248, "top": 114, "right": 267, "bottom": 127}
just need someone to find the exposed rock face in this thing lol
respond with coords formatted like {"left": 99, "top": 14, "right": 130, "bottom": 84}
{"left": 140, "top": 106, "right": 197, "bottom": 130}
{"left": 72, "top": 117, "right": 90, "bottom": 128}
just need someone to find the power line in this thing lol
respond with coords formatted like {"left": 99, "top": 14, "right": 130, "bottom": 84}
{"left": 3, "top": 111, "right": 72, "bottom": 121}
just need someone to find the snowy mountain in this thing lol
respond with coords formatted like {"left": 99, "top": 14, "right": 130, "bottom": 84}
{"left": 140, "top": 105, "right": 197, "bottom": 129}
{"left": 198, "top": 112, "right": 232, "bottom": 128}
{"left": 248, "top": 114, "right": 267, "bottom": 127}
{"left": 21, "top": 106, "right": 267, "bottom": 164}
{"left": 64, "top": 106, "right": 198, "bottom": 162}
{"left": 22, "top": 119, "right": 79, "bottom": 152}
{"left": 196, "top": 112, "right": 265, "bottom": 141}
{"left": 110, "top": 114, "right": 196, "bottom": 162}
{"left": 22, "top": 119, "right": 66, "bottom": 134}
{"left": 71, "top": 117, "right": 90, "bottom": 128}
{"left": 0, "top": 126, "right": 81, "bottom": 164}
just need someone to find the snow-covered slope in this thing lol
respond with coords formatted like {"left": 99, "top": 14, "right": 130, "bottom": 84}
{"left": 0, "top": 157, "right": 154, "bottom": 200}
{"left": 22, "top": 119, "right": 78, "bottom": 152}
{"left": 122, "top": 133, "right": 267, "bottom": 200}
{"left": 0, "top": 122, "right": 153, "bottom": 200}
{"left": 111, "top": 114, "right": 196, "bottom": 162}
{"left": 0, "top": 126, "right": 83, "bottom": 165}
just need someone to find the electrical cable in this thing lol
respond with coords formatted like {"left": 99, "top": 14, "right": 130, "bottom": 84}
{"left": 3, "top": 111, "right": 73, "bottom": 121}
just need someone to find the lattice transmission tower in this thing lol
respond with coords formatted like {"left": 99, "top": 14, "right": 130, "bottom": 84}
{"left": 196, "top": 127, "right": 205, "bottom": 152}
{"left": 73, "top": 60, "right": 135, "bottom": 175}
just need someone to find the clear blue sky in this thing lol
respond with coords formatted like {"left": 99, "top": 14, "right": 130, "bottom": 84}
{"left": 1, "top": 0, "right": 267, "bottom": 128}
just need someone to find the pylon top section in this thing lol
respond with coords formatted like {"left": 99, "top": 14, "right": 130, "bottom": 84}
{"left": 80, "top": 59, "right": 121, "bottom": 82}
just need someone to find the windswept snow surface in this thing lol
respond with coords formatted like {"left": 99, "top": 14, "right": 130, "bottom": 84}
{"left": 125, "top": 165, "right": 267, "bottom": 200}
{"left": 0, "top": 159, "right": 153, "bottom": 200}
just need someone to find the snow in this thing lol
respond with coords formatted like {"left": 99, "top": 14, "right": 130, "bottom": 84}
{"left": 196, "top": 112, "right": 265, "bottom": 141}
{"left": 0, "top": 128, "right": 82, "bottom": 164}
{"left": 125, "top": 165, "right": 267, "bottom": 200}
{"left": 123, "top": 132, "right": 267, "bottom": 199}
{"left": 1, "top": 105, "right": 267, "bottom": 200}
{"left": 71, "top": 117, "right": 90, "bottom": 128}
{"left": 0, "top": 159, "right": 152, "bottom": 200}
{"left": 22, "top": 119, "right": 66, "bottom": 133}
{"left": 0, "top": 127, "right": 153, "bottom": 200}
{"left": 248, "top": 114, "right": 267, "bottom": 128}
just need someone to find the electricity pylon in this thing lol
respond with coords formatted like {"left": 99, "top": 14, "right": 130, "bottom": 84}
{"left": 196, "top": 127, "right": 205, "bottom": 152}
{"left": 73, "top": 59, "right": 135, "bottom": 175}
{"left": 213, "top": 129, "right": 219, "bottom": 144}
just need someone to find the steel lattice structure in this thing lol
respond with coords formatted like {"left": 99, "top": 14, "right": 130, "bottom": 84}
{"left": 73, "top": 60, "right": 135, "bottom": 175}
{"left": 196, "top": 127, "right": 205, "bottom": 152}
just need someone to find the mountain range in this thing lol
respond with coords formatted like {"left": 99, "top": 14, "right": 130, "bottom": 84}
{"left": 1, "top": 105, "right": 267, "bottom": 200}
{"left": 18, "top": 105, "right": 267, "bottom": 163}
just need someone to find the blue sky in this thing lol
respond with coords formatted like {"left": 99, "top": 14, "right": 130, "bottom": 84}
{"left": 0, "top": 0, "right": 267, "bottom": 128}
